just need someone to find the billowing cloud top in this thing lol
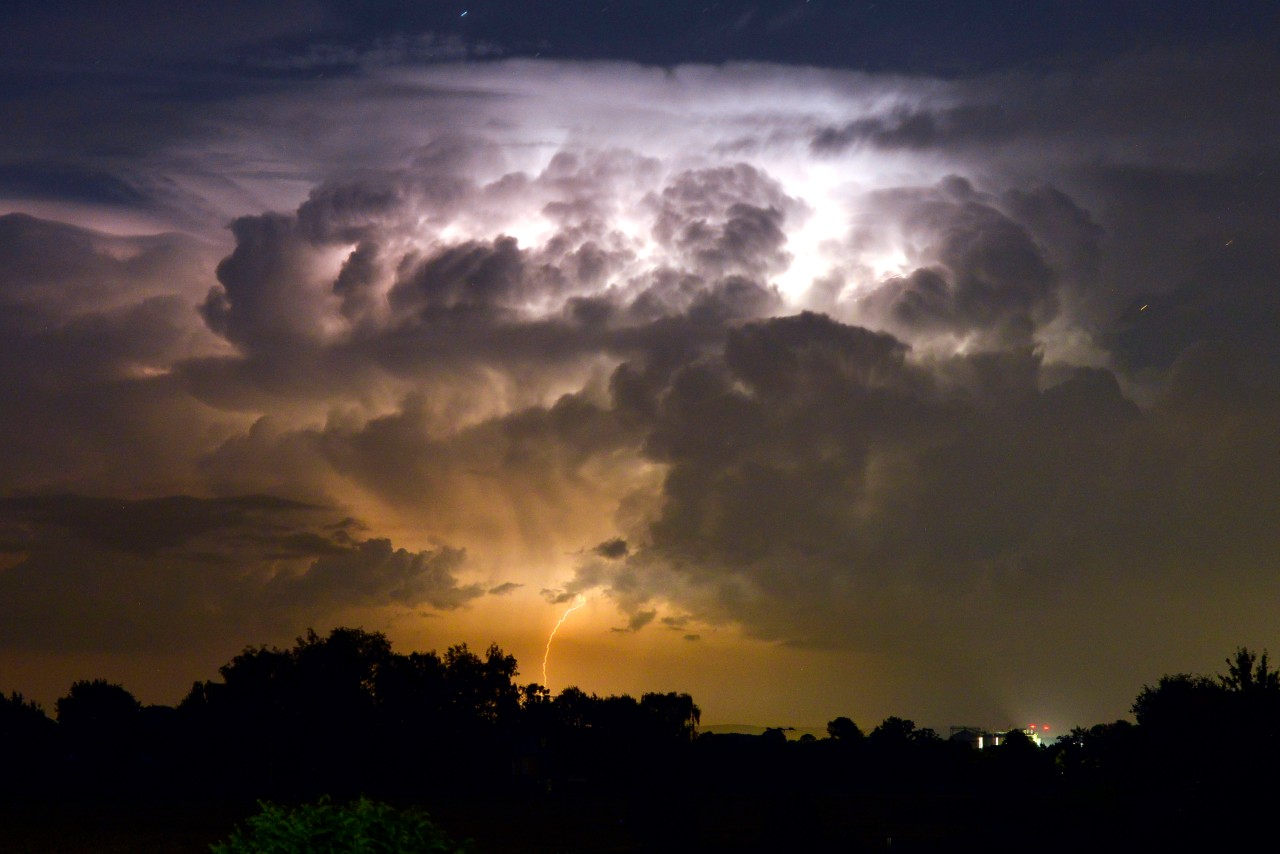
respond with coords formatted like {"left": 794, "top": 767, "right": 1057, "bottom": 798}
{"left": 1, "top": 48, "right": 1278, "bottom": 727}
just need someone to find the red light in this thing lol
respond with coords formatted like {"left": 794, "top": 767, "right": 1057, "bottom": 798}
{"left": 1043, "top": 725, "right": 1050, "bottom": 731}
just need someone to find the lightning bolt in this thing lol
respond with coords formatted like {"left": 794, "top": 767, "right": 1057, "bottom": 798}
{"left": 542, "top": 593, "right": 587, "bottom": 688}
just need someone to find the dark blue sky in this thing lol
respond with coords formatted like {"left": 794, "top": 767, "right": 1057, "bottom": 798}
{"left": 2, "top": 0, "right": 1276, "bottom": 79}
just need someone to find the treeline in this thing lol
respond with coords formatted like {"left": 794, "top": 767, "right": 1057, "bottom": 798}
{"left": 0, "top": 627, "right": 699, "bottom": 799}
{"left": 4, "top": 633, "right": 1280, "bottom": 848}
{"left": 694, "top": 647, "right": 1280, "bottom": 849}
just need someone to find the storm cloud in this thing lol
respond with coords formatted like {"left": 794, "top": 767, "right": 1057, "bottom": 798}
{"left": 1, "top": 45, "right": 1278, "bottom": 725}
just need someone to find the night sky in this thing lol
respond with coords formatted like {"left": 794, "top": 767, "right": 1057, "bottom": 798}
{"left": 2, "top": 1, "right": 1279, "bottom": 732}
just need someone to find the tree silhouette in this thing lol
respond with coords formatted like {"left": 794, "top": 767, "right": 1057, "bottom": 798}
{"left": 0, "top": 691, "right": 56, "bottom": 789}
{"left": 1220, "top": 646, "right": 1280, "bottom": 693}
{"left": 1131, "top": 672, "right": 1223, "bottom": 733}
{"left": 1122, "top": 647, "right": 1280, "bottom": 848}
{"left": 826, "top": 716, "right": 864, "bottom": 742}
{"left": 987, "top": 727, "right": 1047, "bottom": 790}
{"left": 442, "top": 642, "right": 520, "bottom": 728}
{"left": 760, "top": 727, "right": 788, "bottom": 745}
{"left": 56, "top": 679, "right": 142, "bottom": 732}
{"left": 868, "top": 716, "right": 921, "bottom": 747}
{"left": 54, "top": 679, "right": 144, "bottom": 783}
{"left": 639, "top": 691, "right": 701, "bottom": 743}
{"left": 1, "top": 690, "right": 52, "bottom": 737}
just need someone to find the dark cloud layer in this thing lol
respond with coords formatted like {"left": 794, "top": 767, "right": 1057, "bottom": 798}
{"left": 4, "top": 1, "right": 1273, "bottom": 78}
{"left": 0, "top": 495, "right": 480, "bottom": 652}
{"left": 579, "top": 315, "right": 1280, "bottom": 641}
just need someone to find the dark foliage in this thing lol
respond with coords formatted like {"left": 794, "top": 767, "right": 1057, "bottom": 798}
{"left": 1115, "top": 646, "right": 1280, "bottom": 847}
{"left": 210, "top": 796, "right": 469, "bottom": 854}
{"left": 0, "top": 691, "right": 56, "bottom": 786}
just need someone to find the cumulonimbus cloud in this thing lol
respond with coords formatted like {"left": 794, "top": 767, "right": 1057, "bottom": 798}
{"left": 1, "top": 51, "right": 1277, "bottom": 724}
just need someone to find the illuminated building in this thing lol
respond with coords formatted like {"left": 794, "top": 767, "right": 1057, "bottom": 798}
{"left": 948, "top": 723, "right": 1051, "bottom": 749}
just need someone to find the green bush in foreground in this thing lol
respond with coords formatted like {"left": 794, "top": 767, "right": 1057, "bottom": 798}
{"left": 210, "top": 796, "right": 470, "bottom": 854}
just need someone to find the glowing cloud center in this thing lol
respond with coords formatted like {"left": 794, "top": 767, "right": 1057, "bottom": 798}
{"left": 541, "top": 593, "right": 587, "bottom": 689}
